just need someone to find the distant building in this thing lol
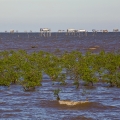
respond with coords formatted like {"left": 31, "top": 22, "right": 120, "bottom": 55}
{"left": 58, "top": 30, "right": 65, "bottom": 33}
{"left": 10, "top": 29, "right": 14, "bottom": 33}
{"left": 92, "top": 29, "right": 98, "bottom": 32}
{"left": 66, "top": 29, "right": 76, "bottom": 35}
{"left": 102, "top": 30, "right": 108, "bottom": 33}
{"left": 113, "top": 29, "right": 119, "bottom": 32}
{"left": 40, "top": 28, "right": 51, "bottom": 37}
{"left": 77, "top": 29, "right": 86, "bottom": 32}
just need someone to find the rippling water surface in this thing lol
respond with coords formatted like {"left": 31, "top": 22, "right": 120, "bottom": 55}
{"left": 0, "top": 32, "right": 120, "bottom": 120}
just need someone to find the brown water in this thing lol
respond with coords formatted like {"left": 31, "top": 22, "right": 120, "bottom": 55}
{"left": 0, "top": 32, "right": 120, "bottom": 120}
{"left": 0, "top": 32, "right": 120, "bottom": 53}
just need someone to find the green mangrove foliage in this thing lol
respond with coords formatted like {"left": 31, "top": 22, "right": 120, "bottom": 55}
{"left": 0, "top": 50, "right": 120, "bottom": 90}
{"left": 61, "top": 51, "right": 82, "bottom": 88}
{"left": 103, "top": 52, "right": 120, "bottom": 87}
{"left": 80, "top": 52, "right": 98, "bottom": 86}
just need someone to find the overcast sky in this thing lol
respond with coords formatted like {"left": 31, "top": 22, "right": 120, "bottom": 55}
{"left": 0, "top": 0, "right": 120, "bottom": 32}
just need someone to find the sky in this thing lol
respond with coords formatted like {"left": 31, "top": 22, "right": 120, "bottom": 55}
{"left": 0, "top": 0, "right": 120, "bottom": 32}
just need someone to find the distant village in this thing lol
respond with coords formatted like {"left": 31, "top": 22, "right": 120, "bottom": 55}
{"left": 4, "top": 28, "right": 119, "bottom": 35}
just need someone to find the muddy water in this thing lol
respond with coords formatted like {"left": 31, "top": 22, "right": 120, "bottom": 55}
{"left": 0, "top": 32, "right": 120, "bottom": 53}
{"left": 0, "top": 32, "right": 120, "bottom": 120}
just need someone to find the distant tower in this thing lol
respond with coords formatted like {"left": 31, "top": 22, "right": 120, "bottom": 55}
{"left": 40, "top": 28, "right": 51, "bottom": 37}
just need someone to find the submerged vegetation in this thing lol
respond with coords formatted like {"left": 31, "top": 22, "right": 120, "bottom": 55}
{"left": 0, "top": 49, "right": 120, "bottom": 99}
